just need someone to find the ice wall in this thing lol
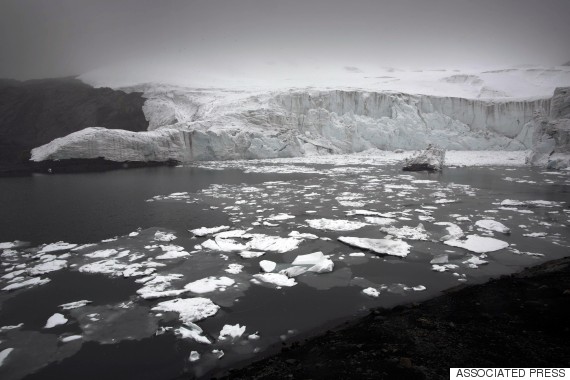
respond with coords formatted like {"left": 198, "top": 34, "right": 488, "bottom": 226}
{"left": 31, "top": 88, "right": 554, "bottom": 163}
{"left": 527, "top": 87, "right": 570, "bottom": 169}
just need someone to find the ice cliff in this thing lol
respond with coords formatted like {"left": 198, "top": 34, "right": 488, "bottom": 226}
{"left": 31, "top": 87, "right": 552, "bottom": 163}
{"left": 526, "top": 87, "right": 570, "bottom": 169}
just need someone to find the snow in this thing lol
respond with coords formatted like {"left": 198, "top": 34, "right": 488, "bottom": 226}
{"left": 152, "top": 297, "right": 220, "bottom": 324}
{"left": 184, "top": 276, "right": 235, "bottom": 294}
{"left": 44, "top": 313, "right": 68, "bottom": 328}
{"left": 0, "top": 348, "right": 14, "bottom": 367}
{"left": 444, "top": 235, "right": 509, "bottom": 253}
{"left": 306, "top": 218, "right": 367, "bottom": 231}
{"left": 59, "top": 300, "right": 92, "bottom": 310}
{"left": 219, "top": 324, "right": 246, "bottom": 340}
{"left": 475, "top": 220, "right": 510, "bottom": 234}
{"left": 253, "top": 273, "right": 297, "bottom": 287}
{"left": 338, "top": 237, "right": 411, "bottom": 257}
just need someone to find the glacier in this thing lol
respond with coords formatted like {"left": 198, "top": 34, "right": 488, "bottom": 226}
{"left": 29, "top": 66, "right": 570, "bottom": 167}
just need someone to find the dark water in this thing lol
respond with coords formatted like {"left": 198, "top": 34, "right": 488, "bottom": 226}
{"left": 0, "top": 164, "right": 568, "bottom": 380}
{"left": 0, "top": 167, "right": 315, "bottom": 245}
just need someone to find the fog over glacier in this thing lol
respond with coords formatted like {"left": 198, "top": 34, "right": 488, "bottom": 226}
{"left": 1, "top": 0, "right": 570, "bottom": 80}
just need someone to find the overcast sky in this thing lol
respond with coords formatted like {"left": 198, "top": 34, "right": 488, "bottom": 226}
{"left": 1, "top": 0, "right": 569, "bottom": 80}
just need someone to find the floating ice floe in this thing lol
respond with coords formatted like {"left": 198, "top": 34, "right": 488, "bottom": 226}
{"left": 189, "top": 225, "right": 230, "bottom": 237}
{"left": 185, "top": 276, "right": 235, "bottom": 294}
{"left": 189, "top": 351, "right": 200, "bottom": 362}
{"left": 154, "top": 231, "right": 177, "bottom": 242}
{"left": 345, "top": 210, "right": 383, "bottom": 216}
{"left": 59, "top": 300, "right": 92, "bottom": 310}
{"left": 225, "top": 263, "right": 243, "bottom": 274}
{"left": 380, "top": 224, "right": 429, "bottom": 240}
{"left": 2, "top": 277, "right": 51, "bottom": 291}
{"left": 136, "top": 274, "right": 186, "bottom": 299}
{"left": 500, "top": 199, "right": 563, "bottom": 208}
{"left": 444, "top": 235, "right": 508, "bottom": 253}
{"left": 78, "top": 259, "right": 126, "bottom": 275}
{"left": 60, "top": 335, "right": 82, "bottom": 343}
{"left": 431, "top": 264, "right": 460, "bottom": 272}
{"left": 44, "top": 313, "right": 68, "bottom": 328}
{"left": 362, "top": 287, "right": 380, "bottom": 297}
{"left": 259, "top": 260, "right": 277, "bottom": 273}
{"left": 85, "top": 249, "right": 119, "bottom": 259}
{"left": 307, "top": 218, "right": 368, "bottom": 231}
{"left": 291, "top": 252, "right": 334, "bottom": 274}
{"left": 37, "top": 242, "right": 77, "bottom": 254}
{"left": 288, "top": 231, "right": 318, "bottom": 239}
{"left": 434, "top": 222, "right": 464, "bottom": 241}
{"left": 523, "top": 232, "right": 548, "bottom": 238}
{"left": 349, "top": 252, "right": 365, "bottom": 257}
{"left": 253, "top": 273, "right": 297, "bottom": 287}
{"left": 28, "top": 259, "right": 67, "bottom": 275}
{"left": 218, "top": 324, "right": 246, "bottom": 341}
{"left": 176, "top": 324, "right": 211, "bottom": 344}
{"left": 266, "top": 213, "right": 295, "bottom": 221}
{"left": 152, "top": 297, "right": 220, "bottom": 324}
{"left": 463, "top": 255, "right": 489, "bottom": 268}
{"left": 247, "top": 235, "right": 303, "bottom": 253}
{"left": 338, "top": 237, "right": 410, "bottom": 257}
{"left": 237, "top": 250, "right": 265, "bottom": 259}
{"left": 475, "top": 220, "right": 510, "bottom": 234}
{"left": 0, "top": 323, "right": 23, "bottom": 332}
{"left": 0, "top": 348, "right": 14, "bottom": 367}
{"left": 155, "top": 244, "right": 190, "bottom": 260}
{"left": 363, "top": 217, "right": 396, "bottom": 226}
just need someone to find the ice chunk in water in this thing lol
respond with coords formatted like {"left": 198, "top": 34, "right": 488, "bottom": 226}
{"left": 338, "top": 237, "right": 410, "bottom": 257}
{"left": 444, "top": 235, "right": 508, "bottom": 253}
{"left": 152, "top": 298, "right": 220, "bottom": 324}
{"left": 253, "top": 273, "right": 297, "bottom": 287}
{"left": 362, "top": 287, "right": 380, "bottom": 297}
{"left": 218, "top": 324, "right": 246, "bottom": 341}
{"left": 475, "top": 220, "right": 510, "bottom": 234}
{"left": 184, "top": 276, "right": 235, "bottom": 294}
{"left": 44, "top": 313, "right": 68, "bottom": 328}
{"left": 307, "top": 219, "right": 367, "bottom": 231}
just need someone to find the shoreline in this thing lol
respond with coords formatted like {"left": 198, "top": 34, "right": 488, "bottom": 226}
{"left": 224, "top": 256, "right": 570, "bottom": 379}
{"left": 0, "top": 158, "right": 179, "bottom": 177}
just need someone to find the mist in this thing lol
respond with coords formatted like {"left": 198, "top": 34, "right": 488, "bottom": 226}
{"left": 1, "top": 0, "right": 570, "bottom": 80}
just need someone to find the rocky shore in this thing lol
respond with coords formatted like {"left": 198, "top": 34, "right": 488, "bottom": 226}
{"left": 225, "top": 257, "right": 570, "bottom": 380}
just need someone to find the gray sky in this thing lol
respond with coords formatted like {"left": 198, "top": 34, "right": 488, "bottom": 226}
{"left": 1, "top": 0, "right": 569, "bottom": 80}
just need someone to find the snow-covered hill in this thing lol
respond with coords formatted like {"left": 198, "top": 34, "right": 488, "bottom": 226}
{"left": 30, "top": 65, "right": 570, "bottom": 166}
